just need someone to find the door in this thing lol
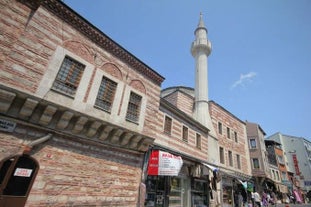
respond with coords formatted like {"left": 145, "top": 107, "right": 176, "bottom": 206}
{"left": 0, "top": 155, "right": 39, "bottom": 207}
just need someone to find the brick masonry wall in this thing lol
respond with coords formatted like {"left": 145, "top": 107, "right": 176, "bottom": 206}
{"left": 0, "top": 0, "right": 161, "bottom": 139}
{"left": 209, "top": 101, "right": 251, "bottom": 175}
{"left": 154, "top": 109, "right": 209, "bottom": 162}
{"left": 0, "top": 124, "right": 143, "bottom": 207}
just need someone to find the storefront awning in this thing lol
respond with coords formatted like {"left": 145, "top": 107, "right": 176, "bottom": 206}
{"left": 276, "top": 183, "right": 289, "bottom": 193}
{"left": 147, "top": 150, "right": 183, "bottom": 176}
{"left": 219, "top": 168, "right": 252, "bottom": 181}
{"left": 202, "top": 163, "right": 219, "bottom": 172}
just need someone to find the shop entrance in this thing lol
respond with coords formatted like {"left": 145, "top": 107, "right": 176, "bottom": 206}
{"left": 145, "top": 176, "right": 191, "bottom": 207}
{"left": 0, "top": 155, "right": 39, "bottom": 207}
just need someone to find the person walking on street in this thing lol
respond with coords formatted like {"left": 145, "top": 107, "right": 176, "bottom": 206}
{"left": 253, "top": 190, "right": 261, "bottom": 207}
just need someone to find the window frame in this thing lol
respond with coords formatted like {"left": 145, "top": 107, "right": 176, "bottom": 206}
{"left": 234, "top": 131, "right": 238, "bottom": 143}
{"left": 219, "top": 147, "right": 224, "bottom": 164}
{"left": 252, "top": 158, "right": 260, "bottom": 169}
{"left": 196, "top": 133, "right": 201, "bottom": 149}
{"left": 52, "top": 55, "right": 85, "bottom": 97}
{"left": 236, "top": 154, "right": 241, "bottom": 169}
{"left": 228, "top": 150, "right": 233, "bottom": 167}
{"left": 218, "top": 122, "right": 222, "bottom": 134}
{"left": 125, "top": 91, "right": 142, "bottom": 124}
{"left": 249, "top": 138, "right": 257, "bottom": 149}
{"left": 182, "top": 126, "right": 188, "bottom": 142}
{"left": 227, "top": 127, "right": 230, "bottom": 139}
{"left": 94, "top": 76, "right": 118, "bottom": 113}
{"left": 164, "top": 116, "right": 172, "bottom": 135}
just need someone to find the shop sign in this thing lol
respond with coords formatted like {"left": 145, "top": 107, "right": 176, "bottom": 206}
{"left": 304, "top": 181, "right": 311, "bottom": 186}
{"left": 147, "top": 150, "right": 183, "bottom": 176}
{"left": 292, "top": 154, "right": 300, "bottom": 175}
{"left": 14, "top": 168, "right": 33, "bottom": 177}
{"left": 0, "top": 118, "right": 16, "bottom": 132}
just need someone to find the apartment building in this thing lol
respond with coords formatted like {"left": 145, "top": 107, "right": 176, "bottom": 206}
{"left": 267, "top": 132, "right": 311, "bottom": 202}
{"left": 245, "top": 122, "right": 271, "bottom": 192}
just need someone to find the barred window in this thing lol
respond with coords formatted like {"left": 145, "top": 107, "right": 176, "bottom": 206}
{"left": 182, "top": 126, "right": 188, "bottom": 142}
{"left": 164, "top": 116, "right": 172, "bottom": 135}
{"left": 95, "top": 76, "right": 117, "bottom": 113}
{"left": 52, "top": 56, "right": 85, "bottom": 96}
{"left": 126, "top": 92, "right": 142, "bottom": 123}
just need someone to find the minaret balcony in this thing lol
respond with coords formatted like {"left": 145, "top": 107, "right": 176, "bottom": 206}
{"left": 191, "top": 40, "right": 212, "bottom": 56}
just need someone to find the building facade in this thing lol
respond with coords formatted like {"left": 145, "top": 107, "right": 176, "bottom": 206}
{"left": 267, "top": 132, "right": 311, "bottom": 202}
{"left": 209, "top": 102, "right": 252, "bottom": 207}
{"left": 245, "top": 122, "right": 271, "bottom": 193}
{"left": 0, "top": 0, "right": 164, "bottom": 206}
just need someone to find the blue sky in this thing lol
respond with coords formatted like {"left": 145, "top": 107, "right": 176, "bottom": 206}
{"left": 64, "top": 0, "right": 311, "bottom": 141}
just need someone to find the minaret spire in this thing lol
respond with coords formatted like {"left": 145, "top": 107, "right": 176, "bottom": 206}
{"left": 191, "top": 13, "right": 215, "bottom": 136}
{"left": 191, "top": 13, "right": 218, "bottom": 164}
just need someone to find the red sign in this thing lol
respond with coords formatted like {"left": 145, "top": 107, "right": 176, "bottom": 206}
{"left": 292, "top": 154, "right": 300, "bottom": 175}
{"left": 147, "top": 150, "right": 183, "bottom": 176}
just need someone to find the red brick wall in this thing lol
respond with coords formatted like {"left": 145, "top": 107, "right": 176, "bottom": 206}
{"left": 0, "top": 125, "right": 143, "bottom": 207}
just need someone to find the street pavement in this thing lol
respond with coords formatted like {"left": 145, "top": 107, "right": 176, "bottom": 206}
{"left": 268, "top": 204, "right": 311, "bottom": 207}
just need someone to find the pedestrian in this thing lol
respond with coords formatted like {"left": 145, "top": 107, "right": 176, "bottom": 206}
{"left": 261, "top": 190, "right": 268, "bottom": 207}
{"left": 253, "top": 190, "right": 261, "bottom": 207}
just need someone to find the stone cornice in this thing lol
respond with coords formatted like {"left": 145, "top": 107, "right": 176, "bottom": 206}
{"left": 18, "top": 0, "right": 165, "bottom": 86}
{"left": 0, "top": 87, "right": 154, "bottom": 152}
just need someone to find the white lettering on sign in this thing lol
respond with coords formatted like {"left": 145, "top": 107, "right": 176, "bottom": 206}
{"left": 14, "top": 168, "right": 33, "bottom": 177}
{"left": 0, "top": 119, "right": 16, "bottom": 132}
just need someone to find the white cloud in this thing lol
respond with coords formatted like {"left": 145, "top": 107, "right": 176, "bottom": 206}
{"left": 231, "top": 72, "right": 257, "bottom": 89}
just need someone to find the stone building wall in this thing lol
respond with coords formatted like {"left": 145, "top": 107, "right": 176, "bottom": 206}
{"left": 209, "top": 101, "right": 251, "bottom": 175}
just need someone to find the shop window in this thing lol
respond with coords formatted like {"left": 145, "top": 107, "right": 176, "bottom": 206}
{"left": 182, "top": 126, "right": 188, "bottom": 142}
{"left": 192, "top": 178, "right": 208, "bottom": 207}
{"left": 95, "top": 76, "right": 117, "bottom": 113}
{"left": 126, "top": 92, "right": 142, "bottom": 123}
{"left": 164, "top": 116, "right": 172, "bottom": 135}
{"left": 145, "top": 176, "right": 166, "bottom": 207}
{"left": 52, "top": 56, "right": 85, "bottom": 97}
{"left": 228, "top": 151, "right": 233, "bottom": 167}
{"left": 219, "top": 147, "right": 224, "bottom": 164}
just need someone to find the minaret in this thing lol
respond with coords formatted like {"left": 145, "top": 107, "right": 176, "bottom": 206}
{"left": 191, "top": 13, "right": 219, "bottom": 166}
{"left": 191, "top": 13, "right": 215, "bottom": 136}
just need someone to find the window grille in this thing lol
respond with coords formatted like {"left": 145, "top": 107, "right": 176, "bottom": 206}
{"left": 95, "top": 76, "right": 117, "bottom": 112}
{"left": 126, "top": 92, "right": 142, "bottom": 123}
{"left": 52, "top": 56, "right": 85, "bottom": 96}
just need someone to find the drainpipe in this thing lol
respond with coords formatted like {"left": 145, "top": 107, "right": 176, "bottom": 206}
{"left": 23, "top": 133, "right": 53, "bottom": 154}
